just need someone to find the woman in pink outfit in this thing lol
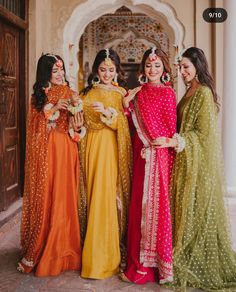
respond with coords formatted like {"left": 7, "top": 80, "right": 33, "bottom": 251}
{"left": 122, "top": 47, "right": 177, "bottom": 284}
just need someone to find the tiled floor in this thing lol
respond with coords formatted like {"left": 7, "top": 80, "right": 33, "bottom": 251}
{"left": 0, "top": 198, "right": 236, "bottom": 292}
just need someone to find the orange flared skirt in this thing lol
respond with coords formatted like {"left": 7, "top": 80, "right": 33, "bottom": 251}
{"left": 20, "top": 130, "right": 81, "bottom": 276}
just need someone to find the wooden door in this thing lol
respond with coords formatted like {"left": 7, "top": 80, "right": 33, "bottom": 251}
{"left": 0, "top": 19, "right": 21, "bottom": 211}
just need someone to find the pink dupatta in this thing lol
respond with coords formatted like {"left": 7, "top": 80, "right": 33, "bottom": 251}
{"left": 131, "top": 83, "right": 176, "bottom": 283}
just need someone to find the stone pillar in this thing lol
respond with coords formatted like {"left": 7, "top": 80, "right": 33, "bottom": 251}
{"left": 223, "top": 0, "right": 236, "bottom": 197}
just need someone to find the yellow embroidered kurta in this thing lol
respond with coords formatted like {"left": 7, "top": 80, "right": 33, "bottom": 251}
{"left": 79, "top": 86, "right": 132, "bottom": 279}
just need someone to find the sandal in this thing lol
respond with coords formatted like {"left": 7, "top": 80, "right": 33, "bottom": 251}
{"left": 119, "top": 272, "right": 132, "bottom": 283}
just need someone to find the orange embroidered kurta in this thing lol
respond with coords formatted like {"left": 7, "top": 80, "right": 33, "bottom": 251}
{"left": 19, "top": 85, "right": 81, "bottom": 276}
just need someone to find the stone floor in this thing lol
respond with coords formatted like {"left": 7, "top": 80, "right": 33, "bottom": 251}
{"left": 0, "top": 198, "right": 236, "bottom": 292}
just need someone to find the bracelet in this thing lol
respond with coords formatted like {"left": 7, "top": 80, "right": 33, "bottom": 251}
{"left": 123, "top": 108, "right": 130, "bottom": 116}
{"left": 173, "top": 133, "right": 185, "bottom": 153}
{"left": 68, "top": 100, "right": 83, "bottom": 115}
{"left": 123, "top": 102, "right": 134, "bottom": 116}
{"left": 100, "top": 107, "right": 118, "bottom": 125}
{"left": 44, "top": 103, "right": 60, "bottom": 121}
{"left": 69, "top": 126, "right": 86, "bottom": 142}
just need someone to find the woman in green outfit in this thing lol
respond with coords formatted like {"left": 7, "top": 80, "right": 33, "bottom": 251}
{"left": 154, "top": 47, "right": 236, "bottom": 291}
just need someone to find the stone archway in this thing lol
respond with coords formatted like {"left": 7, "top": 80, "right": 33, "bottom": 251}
{"left": 63, "top": 0, "right": 185, "bottom": 89}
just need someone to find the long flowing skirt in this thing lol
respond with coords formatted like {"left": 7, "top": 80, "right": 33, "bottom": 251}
{"left": 124, "top": 132, "right": 156, "bottom": 284}
{"left": 20, "top": 130, "right": 81, "bottom": 276}
{"left": 81, "top": 127, "right": 120, "bottom": 279}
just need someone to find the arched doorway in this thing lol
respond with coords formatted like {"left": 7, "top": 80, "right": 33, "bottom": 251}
{"left": 78, "top": 6, "right": 173, "bottom": 89}
{"left": 63, "top": 0, "right": 185, "bottom": 93}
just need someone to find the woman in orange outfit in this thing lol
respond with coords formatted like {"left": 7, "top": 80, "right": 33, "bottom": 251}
{"left": 17, "top": 54, "right": 85, "bottom": 276}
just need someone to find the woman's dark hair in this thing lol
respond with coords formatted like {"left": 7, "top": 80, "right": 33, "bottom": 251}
{"left": 182, "top": 47, "right": 220, "bottom": 111}
{"left": 140, "top": 47, "right": 173, "bottom": 86}
{"left": 81, "top": 49, "right": 126, "bottom": 95}
{"left": 32, "top": 54, "right": 69, "bottom": 111}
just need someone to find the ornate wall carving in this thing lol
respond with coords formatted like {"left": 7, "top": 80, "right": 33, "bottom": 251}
{"left": 80, "top": 6, "right": 175, "bottom": 87}
{"left": 82, "top": 6, "right": 173, "bottom": 70}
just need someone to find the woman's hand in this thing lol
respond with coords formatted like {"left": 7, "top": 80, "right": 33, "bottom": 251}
{"left": 55, "top": 98, "right": 69, "bottom": 110}
{"left": 123, "top": 86, "right": 142, "bottom": 108}
{"left": 152, "top": 137, "right": 177, "bottom": 148}
{"left": 71, "top": 91, "right": 81, "bottom": 106}
{"left": 70, "top": 112, "right": 84, "bottom": 131}
{"left": 92, "top": 102, "right": 111, "bottom": 118}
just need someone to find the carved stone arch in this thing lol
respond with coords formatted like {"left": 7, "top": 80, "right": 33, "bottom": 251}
{"left": 104, "top": 29, "right": 161, "bottom": 64}
{"left": 63, "top": 0, "right": 185, "bottom": 89}
{"left": 104, "top": 27, "right": 162, "bottom": 49}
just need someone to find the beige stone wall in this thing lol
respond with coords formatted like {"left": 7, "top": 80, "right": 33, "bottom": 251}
{"left": 29, "top": 0, "right": 52, "bottom": 97}
{"left": 165, "top": 0, "right": 195, "bottom": 46}
{"left": 50, "top": 0, "right": 85, "bottom": 54}
{"left": 214, "top": 0, "right": 224, "bottom": 115}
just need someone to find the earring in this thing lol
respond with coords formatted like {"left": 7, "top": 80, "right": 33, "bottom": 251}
{"left": 43, "top": 81, "right": 52, "bottom": 94}
{"left": 112, "top": 73, "right": 118, "bottom": 86}
{"left": 92, "top": 75, "right": 100, "bottom": 86}
{"left": 62, "top": 76, "right": 67, "bottom": 86}
{"left": 195, "top": 74, "right": 199, "bottom": 82}
{"left": 138, "top": 74, "right": 148, "bottom": 85}
{"left": 161, "top": 72, "right": 171, "bottom": 85}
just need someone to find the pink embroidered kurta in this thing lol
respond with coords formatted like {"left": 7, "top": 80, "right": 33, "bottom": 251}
{"left": 124, "top": 83, "right": 176, "bottom": 284}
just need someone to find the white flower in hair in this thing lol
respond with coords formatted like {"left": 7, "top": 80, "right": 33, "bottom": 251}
{"left": 149, "top": 46, "right": 158, "bottom": 61}
{"left": 173, "top": 45, "right": 186, "bottom": 64}
{"left": 104, "top": 48, "right": 113, "bottom": 66}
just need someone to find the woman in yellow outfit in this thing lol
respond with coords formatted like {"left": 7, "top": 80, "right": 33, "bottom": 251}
{"left": 79, "top": 49, "right": 132, "bottom": 279}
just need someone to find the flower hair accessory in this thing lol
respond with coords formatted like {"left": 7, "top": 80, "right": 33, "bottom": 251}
{"left": 104, "top": 48, "right": 113, "bottom": 66}
{"left": 149, "top": 46, "right": 158, "bottom": 62}
{"left": 55, "top": 60, "right": 63, "bottom": 68}
{"left": 174, "top": 46, "right": 186, "bottom": 64}
{"left": 46, "top": 54, "right": 63, "bottom": 68}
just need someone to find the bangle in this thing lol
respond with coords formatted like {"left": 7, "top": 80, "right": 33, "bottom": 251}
{"left": 173, "top": 133, "right": 185, "bottom": 153}
{"left": 68, "top": 100, "right": 83, "bottom": 115}
{"left": 100, "top": 107, "right": 118, "bottom": 125}
{"left": 123, "top": 108, "right": 130, "bottom": 116}
{"left": 78, "top": 126, "right": 86, "bottom": 139}
{"left": 44, "top": 103, "right": 60, "bottom": 121}
{"left": 69, "top": 126, "right": 86, "bottom": 142}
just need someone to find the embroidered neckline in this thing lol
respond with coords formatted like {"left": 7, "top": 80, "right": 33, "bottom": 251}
{"left": 94, "top": 83, "right": 125, "bottom": 96}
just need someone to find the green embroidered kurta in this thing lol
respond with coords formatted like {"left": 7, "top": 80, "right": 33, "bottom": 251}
{"left": 167, "top": 86, "right": 236, "bottom": 291}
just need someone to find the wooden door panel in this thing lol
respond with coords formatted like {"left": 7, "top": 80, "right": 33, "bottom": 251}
{"left": 5, "top": 87, "right": 17, "bottom": 128}
{"left": 5, "top": 144, "right": 19, "bottom": 206}
{"left": 0, "top": 20, "right": 20, "bottom": 211}
{"left": 4, "top": 32, "right": 17, "bottom": 77}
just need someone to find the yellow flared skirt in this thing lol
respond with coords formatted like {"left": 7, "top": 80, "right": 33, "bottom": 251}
{"left": 81, "top": 127, "right": 120, "bottom": 279}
